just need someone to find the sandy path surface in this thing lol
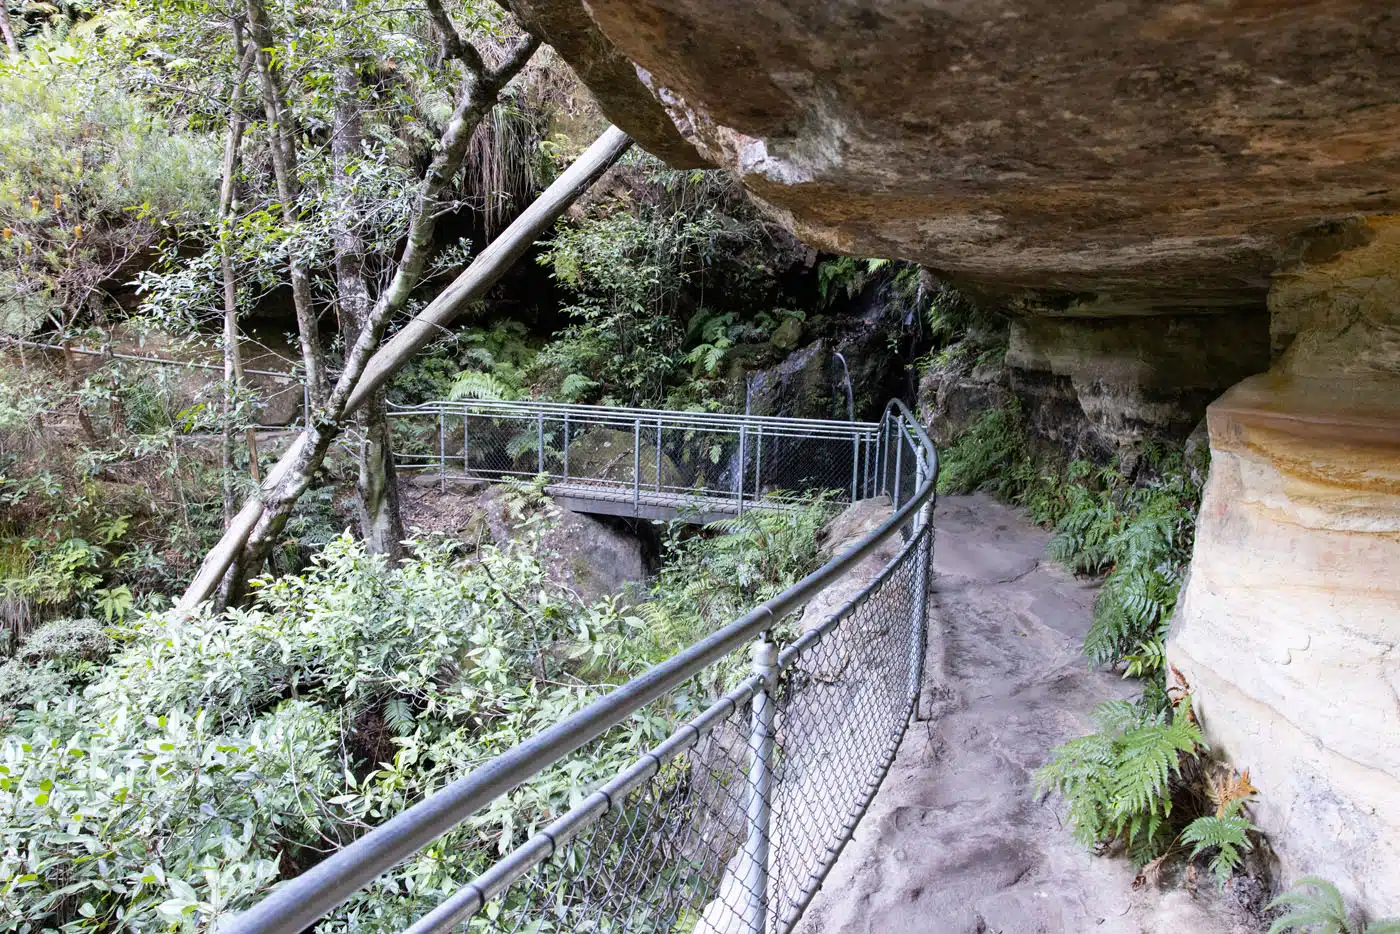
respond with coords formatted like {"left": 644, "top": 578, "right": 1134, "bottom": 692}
{"left": 794, "top": 494, "right": 1251, "bottom": 934}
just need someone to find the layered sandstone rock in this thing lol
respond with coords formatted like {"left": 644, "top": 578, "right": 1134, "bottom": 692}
{"left": 1169, "top": 219, "right": 1400, "bottom": 915}
{"left": 1005, "top": 311, "right": 1270, "bottom": 454}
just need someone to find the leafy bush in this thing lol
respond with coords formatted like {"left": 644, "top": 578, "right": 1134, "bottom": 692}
{"left": 0, "top": 494, "right": 833, "bottom": 929}
{"left": 535, "top": 155, "right": 804, "bottom": 409}
{"left": 0, "top": 28, "right": 221, "bottom": 334}
{"left": 637, "top": 496, "right": 833, "bottom": 665}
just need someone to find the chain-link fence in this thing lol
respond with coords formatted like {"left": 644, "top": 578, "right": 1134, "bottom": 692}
{"left": 387, "top": 400, "right": 883, "bottom": 519}
{"left": 226, "top": 400, "right": 936, "bottom": 934}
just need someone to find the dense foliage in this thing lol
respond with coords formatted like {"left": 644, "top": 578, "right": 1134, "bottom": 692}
{"left": 0, "top": 498, "right": 831, "bottom": 930}
{"left": 0, "top": 22, "right": 221, "bottom": 337}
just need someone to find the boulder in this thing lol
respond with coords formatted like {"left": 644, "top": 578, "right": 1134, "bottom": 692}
{"left": 476, "top": 486, "right": 648, "bottom": 605}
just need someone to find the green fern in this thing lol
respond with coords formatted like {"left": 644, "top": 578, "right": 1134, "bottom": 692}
{"left": 1181, "top": 800, "right": 1256, "bottom": 888}
{"left": 383, "top": 697, "right": 417, "bottom": 736}
{"left": 559, "top": 372, "right": 598, "bottom": 402}
{"left": 448, "top": 370, "right": 520, "bottom": 402}
{"left": 1036, "top": 697, "right": 1204, "bottom": 866}
{"left": 1269, "top": 877, "right": 1376, "bottom": 934}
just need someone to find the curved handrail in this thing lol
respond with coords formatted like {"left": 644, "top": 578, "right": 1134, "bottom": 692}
{"left": 223, "top": 399, "right": 937, "bottom": 934}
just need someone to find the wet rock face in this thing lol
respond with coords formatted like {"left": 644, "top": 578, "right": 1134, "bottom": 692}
{"left": 547, "top": 0, "right": 1400, "bottom": 307}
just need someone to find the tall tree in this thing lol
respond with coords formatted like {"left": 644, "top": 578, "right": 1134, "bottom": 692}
{"left": 219, "top": 29, "right": 259, "bottom": 522}
{"left": 207, "top": 0, "right": 551, "bottom": 605}
{"left": 331, "top": 0, "right": 403, "bottom": 555}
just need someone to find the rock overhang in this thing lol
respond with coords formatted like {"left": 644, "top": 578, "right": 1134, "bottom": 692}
{"left": 532, "top": 0, "right": 1400, "bottom": 310}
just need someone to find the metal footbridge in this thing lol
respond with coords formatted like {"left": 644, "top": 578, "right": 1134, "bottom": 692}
{"left": 387, "top": 399, "right": 891, "bottom": 523}
{"left": 228, "top": 399, "right": 937, "bottom": 934}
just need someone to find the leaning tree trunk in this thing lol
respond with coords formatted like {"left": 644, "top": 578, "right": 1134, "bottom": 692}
{"left": 198, "top": 14, "right": 549, "bottom": 607}
{"left": 244, "top": 0, "right": 326, "bottom": 408}
{"left": 182, "top": 126, "right": 633, "bottom": 612}
{"left": 332, "top": 31, "right": 404, "bottom": 557}
{"left": 220, "top": 35, "right": 258, "bottom": 523}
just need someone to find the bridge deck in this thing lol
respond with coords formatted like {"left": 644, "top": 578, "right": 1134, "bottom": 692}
{"left": 546, "top": 481, "right": 800, "bottom": 523}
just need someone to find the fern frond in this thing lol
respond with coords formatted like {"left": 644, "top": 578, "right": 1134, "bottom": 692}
{"left": 1181, "top": 800, "right": 1255, "bottom": 889}
{"left": 384, "top": 697, "right": 417, "bottom": 736}
{"left": 1269, "top": 877, "right": 1353, "bottom": 934}
{"left": 449, "top": 370, "right": 519, "bottom": 402}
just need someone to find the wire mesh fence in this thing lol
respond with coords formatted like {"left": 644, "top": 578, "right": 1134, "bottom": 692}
{"left": 224, "top": 400, "right": 935, "bottom": 934}
{"left": 393, "top": 403, "right": 934, "bottom": 934}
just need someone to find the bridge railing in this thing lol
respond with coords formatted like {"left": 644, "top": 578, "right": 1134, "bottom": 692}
{"left": 386, "top": 399, "right": 883, "bottom": 518}
{"left": 225, "top": 400, "right": 936, "bottom": 934}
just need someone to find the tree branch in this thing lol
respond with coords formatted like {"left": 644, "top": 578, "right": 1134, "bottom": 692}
{"left": 491, "top": 32, "right": 540, "bottom": 85}
{"left": 423, "top": 0, "right": 483, "bottom": 75}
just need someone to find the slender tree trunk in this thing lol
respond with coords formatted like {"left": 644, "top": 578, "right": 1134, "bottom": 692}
{"left": 332, "top": 32, "right": 404, "bottom": 557}
{"left": 243, "top": 0, "right": 326, "bottom": 409}
{"left": 221, "top": 36, "right": 257, "bottom": 523}
{"left": 0, "top": 4, "right": 19, "bottom": 55}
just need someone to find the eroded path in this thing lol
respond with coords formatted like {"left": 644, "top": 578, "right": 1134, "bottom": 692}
{"left": 795, "top": 494, "right": 1242, "bottom": 934}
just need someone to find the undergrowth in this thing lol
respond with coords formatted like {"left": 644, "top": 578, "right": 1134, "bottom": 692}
{"left": 1035, "top": 672, "right": 1259, "bottom": 885}
{"left": 0, "top": 496, "right": 832, "bottom": 929}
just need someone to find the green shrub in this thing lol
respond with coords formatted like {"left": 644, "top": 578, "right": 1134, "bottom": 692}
{"left": 0, "top": 494, "right": 834, "bottom": 929}
{"left": 0, "top": 31, "right": 220, "bottom": 333}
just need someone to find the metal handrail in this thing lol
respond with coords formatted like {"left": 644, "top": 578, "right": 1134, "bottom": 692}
{"left": 390, "top": 398, "right": 878, "bottom": 433}
{"left": 223, "top": 399, "right": 937, "bottom": 934}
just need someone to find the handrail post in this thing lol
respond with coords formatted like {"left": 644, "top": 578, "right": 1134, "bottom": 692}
{"left": 439, "top": 409, "right": 447, "bottom": 492}
{"left": 909, "top": 453, "right": 932, "bottom": 718}
{"left": 754, "top": 426, "right": 763, "bottom": 502}
{"left": 865, "top": 428, "right": 875, "bottom": 498}
{"left": 562, "top": 413, "right": 570, "bottom": 480}
{"left": 655, "top": 418, "right": 663, "bottom": 492}
{"left": 737, "top": 424, "right": 747, "bottom": 516}
{"left": 875, "top": 416, "right": 886, "bottom": 498}
{"left": 892, "top": 424, "right": 904, "bottom": 510}
{"left": 632, "top": 418, "right": 641, "bottom": 512}
{"left": 462, "top": 411, "right": 470, "bottom": 474}
{"left": 743, "top": 634, "right": 778, "bottom": 934}
{"left": 850, "top": 434, "right": 860, "bottom": 502}
{"left": 537, "top": 412, "right": 545, "bottom": 476}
